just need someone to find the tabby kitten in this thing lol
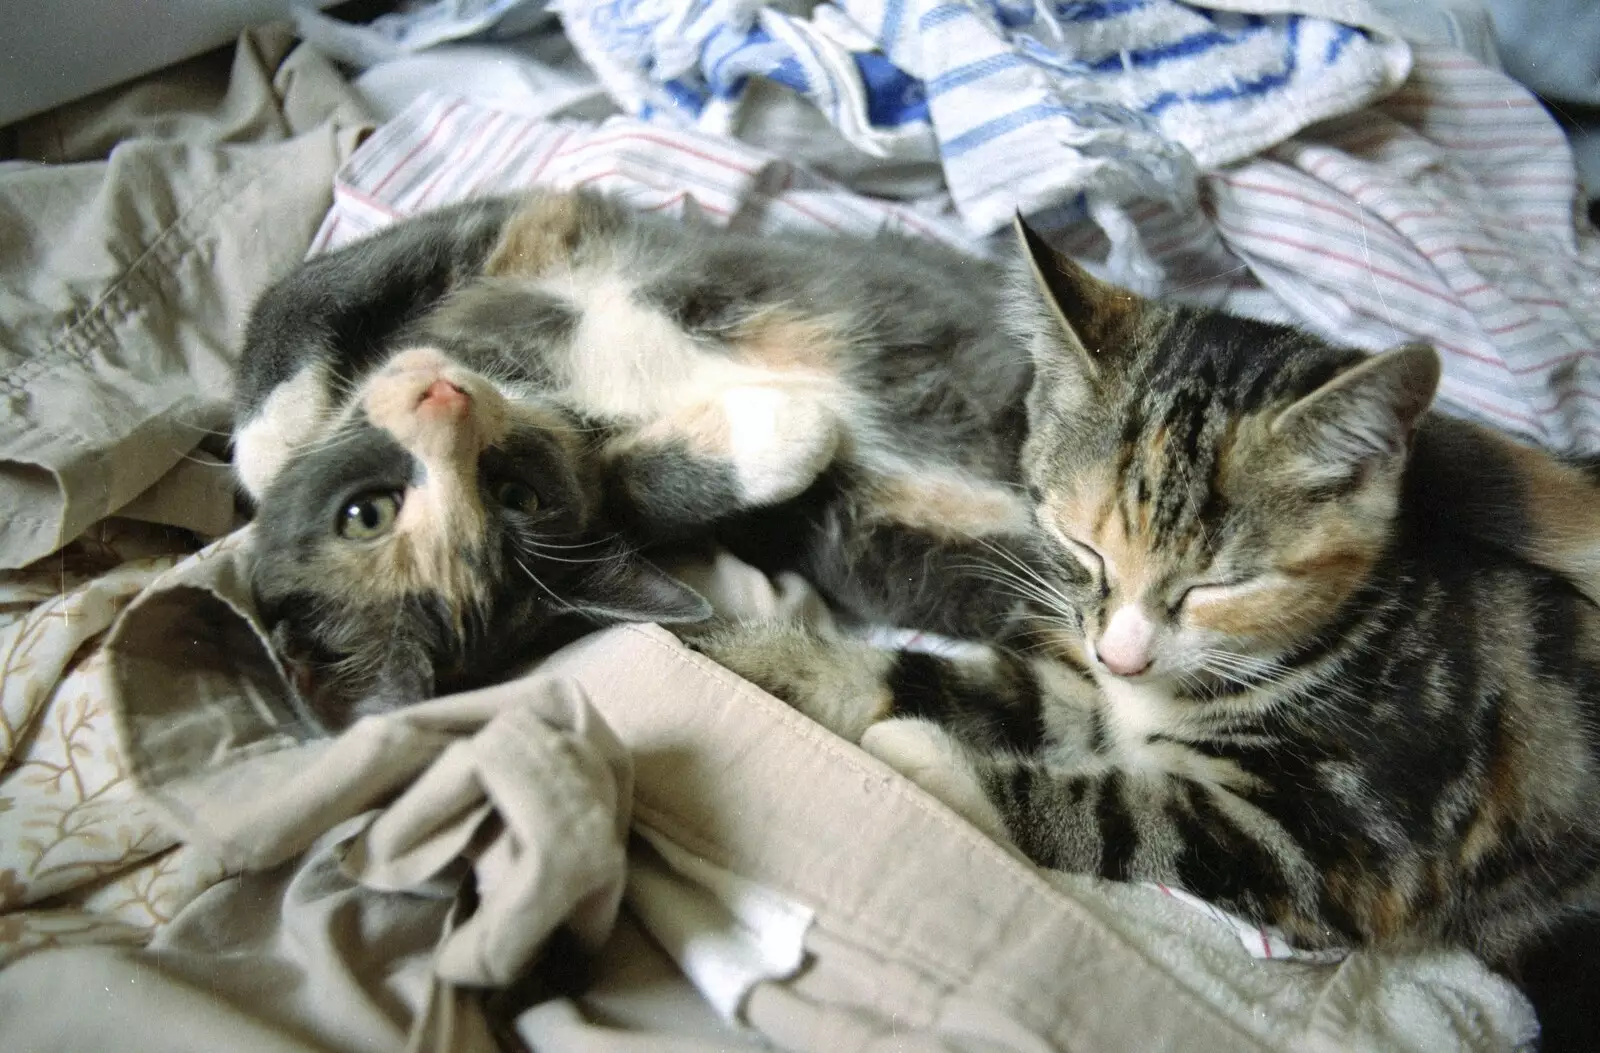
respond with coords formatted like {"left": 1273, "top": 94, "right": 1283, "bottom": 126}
{"left": 234, "top": 189, "right": 1037, "bottom": 725}
{"left": 689, "top": 217, "right": 1600, "bottom": 963}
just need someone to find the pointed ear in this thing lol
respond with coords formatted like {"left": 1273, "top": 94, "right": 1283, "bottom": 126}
{"left": 1011, "top": 212, "right": 1142, "bottom": 379}
{"left": 1271, "top": 344, "right": 1441, "bottom": 478}
{"left": 567, "top": 547, "right": 714, "bottom": 625}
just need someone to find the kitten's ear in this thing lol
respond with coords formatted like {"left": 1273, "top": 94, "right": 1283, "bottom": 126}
{"left": 1011, "top": 212, "right": 1142, "bottom": 381}
{"left": 567, "top": 547, "right": 714, "bottom": 625}
{"left": 1272, "top": 343, "right": 1441, "bottom": 477}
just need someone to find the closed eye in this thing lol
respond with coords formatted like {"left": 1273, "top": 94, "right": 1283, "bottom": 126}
{"left": 1178, "top": 578, "right": 1261, "bottom": 610}
{"left": 1043, "top": 523, "right": 1108, "bottom": 585}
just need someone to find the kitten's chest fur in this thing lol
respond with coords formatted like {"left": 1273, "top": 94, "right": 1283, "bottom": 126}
{"left": 1077, "top": 674, "right": 1276, "bottom": 788}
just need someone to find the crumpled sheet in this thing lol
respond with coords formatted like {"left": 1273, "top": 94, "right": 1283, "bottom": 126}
{"left": 556, "top": 0, "right": 1412, "bottom": 245}
{"left": 6, "top": 529, "right": 1531, "bottom": 1053}
{"left": 0, "top": 24, "right": 374, "bottom": 572}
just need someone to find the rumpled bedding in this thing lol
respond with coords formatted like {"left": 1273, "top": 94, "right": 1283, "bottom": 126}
{"left": 3, "top": 2, "right": 1596, "bottom": 1050}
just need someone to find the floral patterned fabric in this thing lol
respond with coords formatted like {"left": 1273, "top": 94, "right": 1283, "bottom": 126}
{"left": 0, "top": 521, "right": 226, "bottom": 966}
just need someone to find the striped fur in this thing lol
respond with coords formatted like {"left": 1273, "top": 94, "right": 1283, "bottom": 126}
{"left": 688, "top": 219, "right": 1600, "bottom": 964}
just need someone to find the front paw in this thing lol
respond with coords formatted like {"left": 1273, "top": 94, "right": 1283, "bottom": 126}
{"left": 684, "top": 623, "right": 893, "bottom": 740}
{"left": 860, "top": 719, "right": 1011, "bottom": 844}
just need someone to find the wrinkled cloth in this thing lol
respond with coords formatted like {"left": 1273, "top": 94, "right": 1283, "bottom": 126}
{"left": 106, "top": 535, "right": 634, "bottom": 988}
{"left": 73, "top": 529, "right": 1537, "bottom": 1053}
{"left": 0, "top": 24, "right": 373, "bottom": 571}
{"left": 311, "top": 47, "right": 1600, "bottom": 453}
{"left": 295, "top": 0, "right": 557, "bottom": 68}
{"left": 557, "top": 0, "right": 1412, "bottom": 243}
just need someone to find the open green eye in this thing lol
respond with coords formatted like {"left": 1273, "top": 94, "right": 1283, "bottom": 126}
{"left": 338, "top": 492, "right": 401, "bottom": 540}
{"left": 493, "top": 480, "right": 539, "bottom": 513}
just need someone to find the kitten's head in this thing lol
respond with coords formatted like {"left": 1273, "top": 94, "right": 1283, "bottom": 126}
{"left": 1008, "top": 217, "right": 1440, "bottom": 691}
{"left": 243, "top": 346, "right": 710, "bottom": 728}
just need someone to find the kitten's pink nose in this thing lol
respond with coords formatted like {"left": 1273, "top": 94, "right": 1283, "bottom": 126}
{"left": 1096, "top": 605, "right": 1155, "bottom": 677}
{"left": 416, "top": 379, "right": 469, "bottom": 416}
{"left": 1098, "top": 649, "right": 1151, "bottom": 677}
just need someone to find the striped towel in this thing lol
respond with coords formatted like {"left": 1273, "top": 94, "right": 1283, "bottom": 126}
{"left": 555, "top": 0, "right": 1412, "bottom": 246}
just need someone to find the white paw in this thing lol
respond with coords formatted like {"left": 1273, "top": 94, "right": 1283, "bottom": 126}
{"left": 861, "top": 719, "right": 1010, "bottom": 844}
{"left": 722, "top": 387, "right": 839, "bottom": 506}
{"left": 233, "top": 362, "right": 334, "bottom": 498}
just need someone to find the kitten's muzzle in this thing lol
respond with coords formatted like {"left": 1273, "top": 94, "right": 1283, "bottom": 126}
{"left": 417, "top": 378, "right": 471, "bottom": 418}
{"left": 363, "top": 347, "right": 510, "bottom": 456}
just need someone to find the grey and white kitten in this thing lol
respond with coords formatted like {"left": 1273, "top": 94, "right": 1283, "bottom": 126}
{"left": 233, "top": 190, "right": 1035, "bottom": 727}
{"left": 689, "top": 218, "right": 1600, "bottom": 965}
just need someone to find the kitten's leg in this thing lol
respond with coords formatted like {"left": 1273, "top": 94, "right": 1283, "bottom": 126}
{"left": 859, "top": 719, "right": 1012, "bottom": 843}
{"left": 691, "top": 624, "right": 1331, "bottom": 942}
{"left": 232, "top": 359, "right": 337, "bottom": 499}
{"left": 863, "top": 717, "right": 1332, "bottom": 941}
{"left": 708, "top": 488, "right": 1053, "bottom": 643}
{"left": 685, "top": 622, "right": 1071, "bottom": 752}
{"left": 605, "top": 386, "right": 840, "bottom": 532}
{"left": 686, "top": 622, "right": 896, "bottom": 741}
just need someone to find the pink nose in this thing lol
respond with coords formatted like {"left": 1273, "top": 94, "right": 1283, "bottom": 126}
{"left": 416, "top": 379, "right": 469, "bottom": 415}
{"left": 1095, "top": 605, "right": 1155, "bottom": 677}
{"left": 1096, "top": 647, "right": 1151, "bottom": 677}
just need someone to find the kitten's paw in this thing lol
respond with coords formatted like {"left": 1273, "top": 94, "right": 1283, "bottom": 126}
{"left": 861, "top": 719, "right": 1011, "bottom": 845}
{"left": 721, "top": 387, "right": 840, "bottom": 506}
{"left": 687, "top": 624, "right": 893, "bottom": 740}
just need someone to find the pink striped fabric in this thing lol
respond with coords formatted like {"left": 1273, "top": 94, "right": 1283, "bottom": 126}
{"left": 1210, "top": 45, "right": 1600, "bottom": 450}
{"left": 312, "top": 102, "right": 979, "bottom": 256}
{"left": 313, "top": 43, "right": 1600, "bottom": 451}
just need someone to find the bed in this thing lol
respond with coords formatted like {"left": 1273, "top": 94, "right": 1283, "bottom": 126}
{"left": 2, "top": 3, "right": 1596, "bottom": 1050}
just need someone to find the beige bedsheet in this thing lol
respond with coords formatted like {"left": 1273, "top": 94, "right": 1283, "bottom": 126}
{"left": 0, "top": 25, "right": 1539, "bottom": 1053}
{"left": 0, "top": 524, "right": 1539, "bottom": 1052}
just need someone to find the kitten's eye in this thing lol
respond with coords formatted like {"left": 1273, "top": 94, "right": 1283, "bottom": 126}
{"left": 1047, "top": 527, "right": 1109, "bottom": 588}
{"left": 1177, "top": 579, "right": 1251, "bottom": 610}
{"left": 493, "top": 480, "right": 540, "bottom": 513}
{"left": 339, "top": 492, "right": 401, "bottom": 540}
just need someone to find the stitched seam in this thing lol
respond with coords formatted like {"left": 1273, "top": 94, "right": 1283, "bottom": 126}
{"left": 0, "top": 155, "right": 255, "bottom": 395}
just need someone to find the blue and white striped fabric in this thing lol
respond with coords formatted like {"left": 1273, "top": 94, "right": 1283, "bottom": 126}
{"left": 557, "top": 0, "right": 1412, "bottom": 244}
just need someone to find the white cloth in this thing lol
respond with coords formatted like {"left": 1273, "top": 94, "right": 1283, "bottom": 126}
{"left": 556, "top": 0, "right": 1412, "bottom": 243}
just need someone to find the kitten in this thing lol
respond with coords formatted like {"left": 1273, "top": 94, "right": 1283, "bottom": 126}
{"left": 687, "top": 216, "right": 1600, "bottom": 964}
{"left": 234, "top": 189, "right": 1036, "bottom": 725}
{"left": 234, "top": 198, "right": 712, "bottom": 729}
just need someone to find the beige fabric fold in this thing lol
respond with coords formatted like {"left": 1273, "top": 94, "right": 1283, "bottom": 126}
{"left": 0, "top": 24, "right": 373, "bottom": 569}
{"left": 0, "top": 816, "right": 501, "bottom": 1053}
{"left": 104, "top": 531, "right": 636, "bottom": 988}
{"left": 90, "top": 533, "right": 1261, "bottom": 1053}
{"left": 2, "top": 523, "right": 1538, "bottom": 1051}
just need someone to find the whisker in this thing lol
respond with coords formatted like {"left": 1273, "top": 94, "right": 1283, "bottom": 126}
{"left": 513, "top": 556, "right": 579, "bottom": 613}
{"left": 518, "top": 544, "right": 618, "bottom": 566}
{"left": 972, "top": 537, "right": 1088, "bottom": 615}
